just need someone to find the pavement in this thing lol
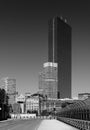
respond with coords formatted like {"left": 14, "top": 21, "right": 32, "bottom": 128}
{"left": 37, "top": 119, "right": 79, "bottom": 130}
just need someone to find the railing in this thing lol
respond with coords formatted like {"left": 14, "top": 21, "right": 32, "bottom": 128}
{"left": 57, "top": 117, "right": 90, "bottom": 130}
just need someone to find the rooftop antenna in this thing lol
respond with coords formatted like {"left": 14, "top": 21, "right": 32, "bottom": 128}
{"left": 53, "top": 18, "right": 55, "bottom": 63}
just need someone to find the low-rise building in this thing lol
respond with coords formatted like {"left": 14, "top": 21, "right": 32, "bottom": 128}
{"left": 12, "top": 103, "right": 21, "bottom": 114}
{"left": 16, "top": 94, "right": 25, "bottom": 113}
{"left": 25, "top": 92, "right": 31, "bottom": 99}
{"left": 78, "top": 93, "right": 90, "bottom": 100}
{"left": 25, "top": 95, "right": 39, "bottom": 114}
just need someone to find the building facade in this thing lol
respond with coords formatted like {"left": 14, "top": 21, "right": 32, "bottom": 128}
{"left": 39, "top": 62, "right": 58, "bottom": 99}
{"left": 16, "top": 94, "right": 25, "bottom": 113}
{"left": 48, "top": 16, "right": 72, "bottom": 98}
{"left": 25, "top": 92, "right": 31, "bottom": 99}
{"left": 78, "top": 93, "right": 90, "bottom": 100}
{"left": 25, "top": 96, "right": 39, "bottom": 114}
{"left": 0, "top": 77, "right": 17, "bottom": 105}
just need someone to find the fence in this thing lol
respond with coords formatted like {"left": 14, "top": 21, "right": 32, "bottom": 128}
{"left": 57, "top": 117, "right": 90, "bottom": 130}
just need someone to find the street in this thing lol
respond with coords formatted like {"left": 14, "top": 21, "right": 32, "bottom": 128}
{"left": 0, "top": 118, "right": 79, "bottom": 130}
{"left": 0, "top": 118, "right": 42, "bottom": 130}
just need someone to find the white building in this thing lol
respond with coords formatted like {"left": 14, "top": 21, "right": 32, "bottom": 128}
{"left": 16, "top": 94, "right": 25, "bottom": 113}
{"left": 25, "top": 96, "right": 39, "bottom": 114}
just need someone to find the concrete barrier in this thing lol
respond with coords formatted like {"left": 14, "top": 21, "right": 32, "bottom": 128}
{"left": 10, "top": 114, "right": 36, "bottom": 119}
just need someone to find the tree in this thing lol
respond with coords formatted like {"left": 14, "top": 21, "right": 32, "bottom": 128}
{"left": 0, "top": 88, "right": 9, "bottom": 120}
{"left": 0, "top": 88, "right": 6, "bottom": 104}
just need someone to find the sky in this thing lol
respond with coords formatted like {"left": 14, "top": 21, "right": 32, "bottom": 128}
{"left": 0, "top": 0, "right": 90, "bottom": 98}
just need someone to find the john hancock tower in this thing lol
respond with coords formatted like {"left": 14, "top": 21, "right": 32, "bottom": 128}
{"left": 48, "top": 16, "right": 72, "bottom": 99}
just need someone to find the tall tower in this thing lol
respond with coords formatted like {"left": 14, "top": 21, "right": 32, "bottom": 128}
{"left": 0, "top": 77, "right": 17, "bottom": 105}
{"left": 39, "top": 62, "right": 58, "bottom": 99}
{"left": 48, "top": 16, "right": 72, "bottom": 98}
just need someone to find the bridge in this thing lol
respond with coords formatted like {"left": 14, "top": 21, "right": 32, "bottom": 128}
{"left": 0, "top": 118, "right": 79, "bottom": 130}
{"left": 0, "top": 115, "right": 90, "bottom": 129}
{"left": 0, "top": 98, "right": 90, "bottom": 129}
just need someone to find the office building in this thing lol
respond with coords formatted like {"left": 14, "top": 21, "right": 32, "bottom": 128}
{"left": 48, "top": 16, "right": 72, "bottom": 98}
{"left": 39, "top": 62, "right": 58, "bottom": 99}
{"left": 0, "top": 77, "right": 17, "bottom": 105}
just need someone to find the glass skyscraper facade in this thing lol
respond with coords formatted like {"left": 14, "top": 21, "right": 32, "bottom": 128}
{"left": 48, "top": 17, "right": 72, "bottom": 98}
{"left": 39, "top": 62, "right": 58, "bottom": 99}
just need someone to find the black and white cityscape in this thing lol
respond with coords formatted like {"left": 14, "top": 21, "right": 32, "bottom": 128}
{"left": 0, "top": 1, "right": 90, "bottom": 130}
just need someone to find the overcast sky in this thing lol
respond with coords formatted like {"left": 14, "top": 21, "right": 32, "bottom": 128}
{"left": 0, "top": 0, "right": 90, "bottom": 98}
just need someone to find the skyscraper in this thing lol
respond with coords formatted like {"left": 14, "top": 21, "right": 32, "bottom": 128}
{"left": 48, "top": 16, "right": 72, "bottom": 98}
{"left": 0, "top": 77, "right": 17, "bottom": 105}
{"left": 39, "top": 62, "right": 58, "bottom": 99}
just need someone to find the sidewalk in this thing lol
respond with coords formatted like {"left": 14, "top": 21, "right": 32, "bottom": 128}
{"left": 0, "top": 118, "right": 12, "bottom": 123}
{"left": 0, "top": 118, "right": 13, "bottom": 128}
{"left": 37, "top": 119, "right": 78, "bottom": 130}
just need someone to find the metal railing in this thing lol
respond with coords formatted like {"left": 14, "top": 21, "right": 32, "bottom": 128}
{"left": 57, "top": 117, "right": 90, "bottom": 130}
